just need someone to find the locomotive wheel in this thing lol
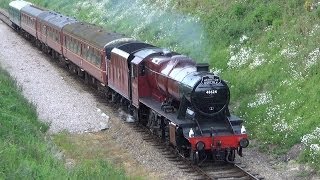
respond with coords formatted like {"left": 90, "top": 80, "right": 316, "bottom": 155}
{"left": 191, "top": 150, "right": 199, "bottom": 165}
{"left": 226, "top": 149, "right": 235, "bottom": 163}
{"left": 84, "top": 72, "right": 89, "bottom": 84}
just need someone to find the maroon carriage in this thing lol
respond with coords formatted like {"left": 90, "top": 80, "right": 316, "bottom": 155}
{"left": 36, "top": 12, "right": 76, "bottom": 57}
{"left": 62, "top": 22, "right": 125, "bottom": 85}
{"left": 20, "top": 5, "right": 43, "bottom": 40}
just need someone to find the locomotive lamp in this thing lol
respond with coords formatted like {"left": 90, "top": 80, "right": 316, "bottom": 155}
{"left": 241, "top": 125, "right": 246, "bottom": 134}
{"left": 239, "top": 138, "right": 249, "bottom": 148}
{"left": 189, "top": 128, "right": 195, "bottom": 137}
{"left": 196, "top": 141, "right": 205, "bottom": 151}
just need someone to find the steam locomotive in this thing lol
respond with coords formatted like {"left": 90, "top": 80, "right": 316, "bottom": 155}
{"left": 8, "top": 0, "right": 249, "bottom": 164}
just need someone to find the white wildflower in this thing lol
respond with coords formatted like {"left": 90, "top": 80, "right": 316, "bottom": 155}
{"left": 310, "top": 144, "right": 320, "bottom": 152}
{"left": 228, "top": 47, "right": 253, "bottom": 68}
{"left": 264, "top": 25, "right": 273, "bottom": 32}
{"left": 280, "top": 44, "right": 298, "bottom": 59}
{"left": 308, "top": 24, "right": 320, "bottom": 37}
{"left": 288, "top": 62, "right": 304, "bottom": 80}
{"left": 273, "top": 120, "right": 291, "bottom": 132}
{"left": 301, "top": 127, "right": 320, "bottom": 146}
{"left": 289, "top": 101, "right": 296, "bottom": 109}
{"left": 210, "top": 68, "right": 222, "bottom": 76}
{"left": 247, "top": 92, "right": 272, "bottom": 108}
{"left": 249, "top": 53, "right": 266, "bottom": 69}
{"left": 268, "top": 41, "right": 280, "bottom": 49}
{"left": 266, "top": 104, "right": 282, "bottom": 121}
{"left": 305, "top": 48, "right": 320, "bottom": 70}
{"left": 239, "top": 35, "right": 249, "bottom": 44}
{"left": 280, "top": 79, "right": 293, "bottom": 86}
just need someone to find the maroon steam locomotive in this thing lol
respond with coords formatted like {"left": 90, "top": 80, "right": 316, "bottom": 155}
{"left": 9, "top": 0, "right": 249, "bottom": 164}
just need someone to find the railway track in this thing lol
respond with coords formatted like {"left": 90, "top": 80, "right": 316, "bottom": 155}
{"left": 129, "top": 123, "right": 263, "bottom": 180}
{"left": 0, "top": 9, "right": 263, "bottom": 180}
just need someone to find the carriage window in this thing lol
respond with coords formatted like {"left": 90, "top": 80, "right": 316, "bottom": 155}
{"left": 73, "top": 39, "right": 77, "bottom": 53}
{"left": 88, "top": 47, "right": 93, "bottom": 61}
{"left": 69, "top": 38, "right": 72, "bottom": 51}
{"left": 74, "top": 41, "right": 77, "bottom": 54}
{"left": 48, "top": 27, "right": 52, "bottom": 38}
{"left": 88, "top": 48, "right": 92, "bottom": 61}
{"left": 66, "top": 37, "right": 68, "bottom": 49}
{"left": 86, "top": 47, "right": 90, "bottom": 60}
{"left": 82, "top": 44, "right": 88, "bottom": 59}
{"left": 96, "top": 50, "right": 101, "bottom": 65}
{"left": 78, "top": 42, "right": 81, "bottom": 55}
{"left": 71, "top": 38, "right": 75, "bottom": 52}
{"left": 74, "top": 40, "right": 77, "bottom": 53}
{"left": 76, "top": 41, "right": 80, "bottom": 55}
{"left": 80, "top": 44, "right": 83, "bottom": 57}
{"left": 51, "top": 29, "right": 54, "bottom": 40}
{"left": 67, "top": 36, "right": 71, "bottom": 50}
{"left": 55, "top": 30, "right": 58, "bottom": 42}
{"left": 82, "top": 45, "right": 85, "bottom": 58}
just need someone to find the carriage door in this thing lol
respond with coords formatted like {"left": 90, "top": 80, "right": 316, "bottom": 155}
{"left": 131, "top": 57, "right": 143, "bottom": 108}
{"left": 38, "top": 22, "right": 42, "bottom": 42}
{"left": 42, "top": 25, "right": 46, "bottom": 43}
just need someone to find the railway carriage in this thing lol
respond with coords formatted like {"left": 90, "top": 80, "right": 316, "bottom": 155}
{"left": 21, "top": 5, "right": 44, "bottom": 41}
{"left": 37, "top": 11, "right": 77, "bottom": 57}
{"left": 62, "top": 22, "right": 126, "bottom": 85}
{"left": 8, "top": 0, "right": 31, "bottom": 30}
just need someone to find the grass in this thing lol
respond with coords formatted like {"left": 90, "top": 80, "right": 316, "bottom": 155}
{"left": 0, "top": 66, "right": 128, "bottom": 179}
{"left": 1, "top": 0, "right": 320, "bottom": 173}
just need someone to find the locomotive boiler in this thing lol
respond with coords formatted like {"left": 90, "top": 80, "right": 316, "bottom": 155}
{"left": 144, "top": 55, "right": 230, "bottom": 117}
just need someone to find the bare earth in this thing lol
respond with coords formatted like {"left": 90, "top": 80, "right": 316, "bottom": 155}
{"left": 0, "top": 21, "right": 319, "bottom": 180}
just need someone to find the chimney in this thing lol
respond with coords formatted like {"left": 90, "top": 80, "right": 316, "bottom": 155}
{"left": 196, "top": 63, "right": 209, "bottom": 72}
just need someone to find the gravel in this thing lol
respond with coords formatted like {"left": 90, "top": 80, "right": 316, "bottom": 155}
{"left": 0, "top": 21, "right": 109, "bottom": 134}
{"left": 1, "top": 21, "right": 319, "bottom": 180}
